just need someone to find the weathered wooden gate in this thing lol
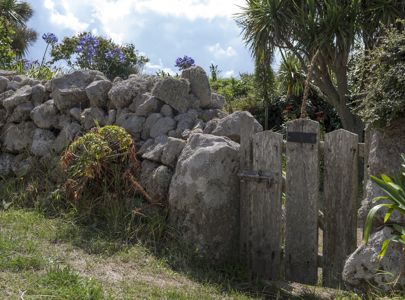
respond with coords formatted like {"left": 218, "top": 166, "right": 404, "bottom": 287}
{"left": 239, "top": 116, "right": 363, "bottom": 288}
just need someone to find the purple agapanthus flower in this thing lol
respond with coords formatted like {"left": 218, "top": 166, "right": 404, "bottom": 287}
{"left": 175, "top": 55, "right": 195, "bottom": 70}
{"left": 105, "top": 48, "right": 125, "bottom": 63}
{"left": 75, "top": 33, "right": 100, "bottom": 64}
{"left": 42, "top": 33, "right": 58, "bottom": 44}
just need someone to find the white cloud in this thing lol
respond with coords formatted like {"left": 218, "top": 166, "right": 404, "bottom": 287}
{"left": 224, "top": 70, "right": 235, "bottom": 77}
{"left": 207, "top": 43, "right": 237, "bottom": 58}
{"left": 144, "top": 60, "right": 176, "bottom": 75}
{"left": 42, "top": 0, "right": 246, "bottom": 40}
{"left": 43, "top": 0, "right": 89, "bottom": 33}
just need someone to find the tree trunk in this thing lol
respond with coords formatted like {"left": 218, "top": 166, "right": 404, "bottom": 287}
{"left": 337, "top": 103, "right": 364, "bottom": 140}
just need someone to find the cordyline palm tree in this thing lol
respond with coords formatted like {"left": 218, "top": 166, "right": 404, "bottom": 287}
{"left": 236, "top": 0, "right": 405, "bottom": 136}
{"left": 278, "top": 53, "right": 305, "bottom": 97}
{"left": 0, "top": 0, "right": 37, "bottom": 57}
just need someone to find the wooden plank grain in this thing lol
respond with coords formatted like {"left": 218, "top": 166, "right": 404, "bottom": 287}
{"left": 250, "top": 131, "right": 283, "bottom": 280}
{"left": 239, "top": 114, "right": 256, "bottom": 265}
{"left": 285, "top": 119, "right": 320, "bottom": 285}
{"left": 323, "top": 129, "right": 358, "bottom": 288}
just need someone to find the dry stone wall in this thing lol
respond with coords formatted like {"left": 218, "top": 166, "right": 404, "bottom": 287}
{"left": 0, "top": 66, "right": 263, "bottom": 262}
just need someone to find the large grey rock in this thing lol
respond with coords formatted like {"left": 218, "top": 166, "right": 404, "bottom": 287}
{"left": 80, "top": 107, "right": 107, "bottom": 130}
{"left": 343, "top": 227, "right": 405, "bottom": 291}
{"left": 150, "top": 117, "right": 176, "bottom": 138}
{"left": 358, "top": 119, "right": 405, "bottom": 226}
{"left": 52, "top": 122, "right": 82, "bottom": 154}
{"left": 8, "top": 102, "right": 33, "bottom": 123}
{"left": 161, "top": 137, "right": 186, "bottom": 168}
{"left": 69, "top": 107, "right": 82, "bottom": 122}
{"left": 30, "top": 100, "right": 59, "bottom": 129}
{"left": 142, "top": 135, "right": 168, "bottom": 162}
{"left": 2, "top": 85, "right": 32, "bottom": 114}
{"left": 181, "top": 66, "right": 211, "bottom": 108}
{"left": 140, "top": 160, "right": 173, "bottom": 203}
{"left": 31, "top": 84, "right": 48, "bottom": 106}
{"left": 108, "top": 75, "right": 157, "bottom": 109}
{"left": 135, "top": 94, "right": 161, "bottom": 116}
{"left": 168, "top": 133, "right": 240, "bottom": 261}
{"left": 204, "top": 111, "right": 263, "bottom": 142}
{"left": 51, "top": 70, "right": 102, "bottom": 111}
{"left": 199, "top": 108, "right": 227, "bottom": 122}
{"left": 141, "top": 113, "right": 162, "bottom": 140}
{"left": 0, "top": 90, "right": 14, "bottom": 104}
{"left": 1, "top": 122, "right": 35, "bottom": 153}
{"left": 0, "top": 153, "right": 15, "bottom": 176}
{"left": 209, "top": 93, "right": 225, "bottom": 109}
{"left": 152, "top": 77, "right": 191, "bottom": 113}
{"left": 31, "top": 129, "right": 56, "bottom": 157}
{"left": 160, "top": 104, "right": 173, "bottom": 117}
{"left": 85, "top": 80, "right": 112, "bottom": 108}
{"left": 0, "top": 76, "right": 9, "bottom": 93}
{"left": 174, "top": 110, "right": 198, "bottom": 137}
{"left": 115, "top": 112, "right": 145, "bottom": 138}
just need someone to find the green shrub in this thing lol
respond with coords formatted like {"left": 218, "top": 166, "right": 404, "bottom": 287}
{"left": 354, "top": 21, "right": 405, "bottom": 128}
{"left": 51, "top": 32, "right": 148, "bottom": 80}
{"left": 0, "top": 17, "right": 16, "bottom": 68}
{"left": 61, "top": 125, "right": 152, "bottom": 236}
{"left": 364, "top": 154, "right": 405, "bottom": 258}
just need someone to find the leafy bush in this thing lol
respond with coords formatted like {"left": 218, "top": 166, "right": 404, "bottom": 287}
{"left": 353, "top": 21, "right": 405, "bottom": 128}
{"left": 60, "top": 125, "right": 151, "bottom": 234}
{"left": 364, "top": 154, "right": 405, "bottom": 258}
{"left": 51, "top": 32, "right": 149, "bottom": 80}
{"left": 0, "top": 17, "right": 16, "bottom": 68}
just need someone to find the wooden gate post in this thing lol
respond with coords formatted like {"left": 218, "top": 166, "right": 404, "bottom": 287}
{"left": 285, "top": 119, "right": 320, "bottom": 285}
{"left": 249, "top": 131, "right": 283, "bottom": 279}
{"left": 323, "top": 129, "right": 358, "bottom": 288}
{"left": 240, "top": 114, "right": 255, "bottom": 265}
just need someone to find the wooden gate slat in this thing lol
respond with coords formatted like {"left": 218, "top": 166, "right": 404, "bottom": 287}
{"left": 285, "top": 119, "right": 320, "bottom": 285}
{"left": 240, "top": 114, "right": 256, "bottom": 265}
{"left": 323, "top": 129, "right": 358, "bottom": 288}
{"left": 250, "top": 131, "right": 283, "bottom": 279}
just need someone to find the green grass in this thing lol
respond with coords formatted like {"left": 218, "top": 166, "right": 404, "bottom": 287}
{"left": 0, "top": 172, "right": 402, "bottom": 300}
{"left": 0, "top": 209, "right": 259, "bottom": 299}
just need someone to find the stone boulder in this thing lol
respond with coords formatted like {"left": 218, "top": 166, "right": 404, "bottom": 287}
{"left": 141, "top": 136, "right": 185, "bottom": 168}
{"left": 150, "top": 117, "right": 176, "bottom": 138}
{"left": 31, "top": 129, "right": 56, "bottom": 157}
{"left": 152, "top": 77, "right": 191, "bottom": 113}
{"left": 358, "top": 118, "right": 405, "bottom": 225}
{"left": 209, "top": 93, "right": 225, "bottom": 109}
{"left": 140, "top": 160, "right": 173, "bottom": 203}
{"left": 168, "top": 133, "right": 240, "bottom": 261}
{"left": 51, "top": 70, "right": 102, "bottom": 111}
{"left": 30, "top": 100, "right": 59, "bottom": 129}
{"left": 0, "top": 153, "right": 15, "bottom": 176}
{"left": 134, "top": 94, "right": 161, "bottom": 117}
{"left": 80, "top": 107, "right": 107, "bottom": 130}
{"left": 0, "top": 76, "right": 9, "bottom": 93}
{"left": 85, "top": 80, "right": 112, "bottom": 108}
{"left": 181, "top": 66, "right": 211, "bottom": 108}
{"left": 115, "top": 112, "right": 145, "bottom": 139}
{"left": 8, "top": 102, "right": 33, "bottom": 123}
{"left": 1, "top": 122, "right": 36, "bottom": 153}
{"left": 204, "top": 111, "right": 263, "bottom": 142}
{"left": 31, "top": 84, "right": 48, "bottom": 106}
{"left": 108, "top": 75, "right": 157, "bottom": 109}
{"left": 2, "top": 85, "right": 32, "bottom": 114}
{"left": 343, "top": 227, "right": 405, "bottom": 291}
{"left": 52, "top": 122, "right": 82, "bottom": 154}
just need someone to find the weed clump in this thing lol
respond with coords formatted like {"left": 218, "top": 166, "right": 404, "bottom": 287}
{"left": 60, "top": 125, "right": 152, "bottom": 236}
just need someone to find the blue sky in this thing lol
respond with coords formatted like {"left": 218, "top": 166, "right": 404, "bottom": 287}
{"left": 26, "top": 0, "right": 261, "bottom": 77}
